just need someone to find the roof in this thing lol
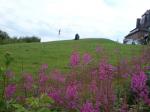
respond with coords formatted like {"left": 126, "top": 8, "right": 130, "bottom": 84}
{"left": 142, "top": 10, "right": 150, "bottom": 16}
{"left": 125, "top": 9, "right": 150, "bottom": 39}
{"left": 125, "top": 28, "right": 149, "bottom": 38}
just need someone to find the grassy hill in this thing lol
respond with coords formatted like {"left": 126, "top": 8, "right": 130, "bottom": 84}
{"left": 0, "top": 38, "right": 142, "bottom": 75}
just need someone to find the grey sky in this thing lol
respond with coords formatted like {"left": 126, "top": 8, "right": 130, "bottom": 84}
{"left": 0, "top": 0, "right": 150, "bottom": 42}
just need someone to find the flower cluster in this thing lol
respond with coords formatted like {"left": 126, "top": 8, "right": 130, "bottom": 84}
{"left": 5, "top": 84, "right": 16, "bottom": 99}
{"left": 65, "top": 82, "right": 79, "bottom": 109}
{"left": 98, "top": 60, "right": 114, "bottom": 80}
{"left": 38, "top": 64, "right": 49, "bottom": 94}
{"left": 66, "top": 82, "right": 78, "bottom": 99}
{"left": 95, "top": 46, "right": 103, "bottom": 53}
{"left": 89, "top": 80, "right": 98, "bottom": 94}
{"left": 80, "top": 101, "right": 98, "bottom": 112}
{"left": 70, "top": 51, "right": 80, "bottom": 67}
{"left": 2, "top": 46, "right": 150, "bottom": 112}
{"left": 82, "top": 53, "right": 91, "bottom": 64}
{"left": 131, "top": 71, "right": 150, "bottom": 104}
{"left": 131, "top": 72, "right": 147, "bottom": 93}
{"left": 40, "top": 64, "right": 48, "bottom": 71}
{"left": 23, "top": 73, "right": 33, "bottom": 91}
{"left": 51, "top": 69, "right": 65, "bottom": 83}
{"left": 48, "top": 89, "right": 63, "bottom": 104}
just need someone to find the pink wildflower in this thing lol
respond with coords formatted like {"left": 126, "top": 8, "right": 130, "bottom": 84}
{"left": 39, "top": 72, "right": 49, "bottom": 93}
{"left": 48, "top": 89, "right": 63, "bottom": 104}
{"left": 91, "top": 69, "right": 97, "bottom": 76}
{"left": 82, "top": 53, "right": 92, "bottom": 64}
{"left": 120, "top": 102, "right": 128, "bottom": 112}
{"left": 99, "top": 60, "right": 114, "bottom": 80}
{"left": 23, "top": 74, "right": 33, "bottom": 91}
{"left": 68, "top": 100, "right": 78, "bottom": 109}
{"left": 131, "top": 71, "right": 150, "bottom": 104}
{"left": 41, "top": 64, "right": 48, "bottom": 70}
{"left": 131, "top": 71, "right": 147, "bottom": 93}
{"left": 51, "top": 70, "right": 65, "bottom": 83}
{"left": 65, "top": 82, "right": 79, "bottom": 109}
{"left": 70, "top": 51, "right": 80, "bottom": 67}
{"left": 89, "top": 80, "right": 98, "bottom": 94}
{"left": 66, "top": 82, "right": 78, "bottom": 99}
{"left": 80, "top": 101, "right": 98, "bottom": 112}
{"left": 39, "top": 64, "right": 48, "bottom": 74}
{"left": 39, "top": 73, "right": 48, "bottom": 84}
{"left": 5, "top": 84, "right": 16, "bottom": 99}
{"left": 95, "top": 46, "right": 103, "bottom": 53}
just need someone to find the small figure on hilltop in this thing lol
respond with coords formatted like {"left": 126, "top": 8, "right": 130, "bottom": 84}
{"left": 75, "top": 33, "right": 80, "bottom": 40}
{"left": 58, "top": 29, "right": 61, "bottom": 36}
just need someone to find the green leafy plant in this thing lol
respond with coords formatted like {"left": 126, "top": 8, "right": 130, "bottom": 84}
{"left": 12, "top": 104, "right": 28, "bottom": 112}
{"left": 25, "top": 94, "right": 54, "bottom": 111}
{"left": 4, "top": 52, "right": 13, "bottom": 69}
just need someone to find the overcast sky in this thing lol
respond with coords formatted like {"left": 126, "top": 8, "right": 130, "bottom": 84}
{"left": 0, "top": 0, "right": 150, "bottom": 42}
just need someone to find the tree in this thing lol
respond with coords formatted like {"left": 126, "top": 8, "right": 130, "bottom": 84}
{"left": 0, "top": 30, "right": 10, "bottom": 40}
{"left": 19, "top": 36, "right": 41, "bottom": 43}
{"left": 0, "top": 29, "right": 41, "bottom": 45}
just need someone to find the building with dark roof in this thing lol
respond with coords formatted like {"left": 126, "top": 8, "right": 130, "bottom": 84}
{"left": 124, "top": 10, "right": 150, "bottom": 44}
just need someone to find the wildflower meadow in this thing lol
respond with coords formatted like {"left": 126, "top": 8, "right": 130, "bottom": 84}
{"left": 0, "top": 45, "right": 150, "bottom": 112}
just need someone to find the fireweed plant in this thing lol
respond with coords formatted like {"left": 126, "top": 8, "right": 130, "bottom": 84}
{"left": 0, "top": 46, "right": 150, "bottom": 112}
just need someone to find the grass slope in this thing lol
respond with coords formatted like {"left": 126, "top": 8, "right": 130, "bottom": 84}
{"left": 0, "top": 38, "right": 142, "bottom": 74}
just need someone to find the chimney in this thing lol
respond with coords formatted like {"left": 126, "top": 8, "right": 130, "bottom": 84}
{"left": 136, "top": 18, "right": 141, "bottom": 28}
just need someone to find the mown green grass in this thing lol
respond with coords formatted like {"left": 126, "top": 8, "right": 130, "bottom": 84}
{"left": 0, "top": 38, "right": 142, "bottom": 75}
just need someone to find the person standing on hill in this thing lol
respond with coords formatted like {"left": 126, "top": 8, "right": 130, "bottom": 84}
{"left": 75, "top": 33, "right": 80, "bottom": 40}
{"left": 58, "top": 29, "right": 61, "bottom": 36}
